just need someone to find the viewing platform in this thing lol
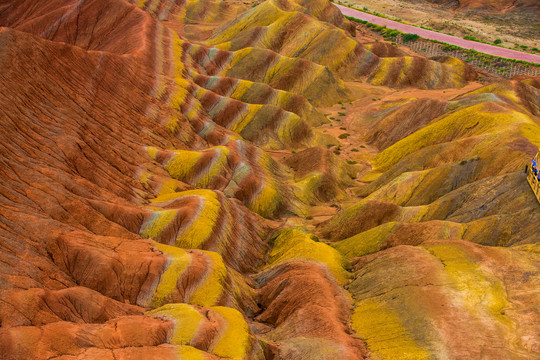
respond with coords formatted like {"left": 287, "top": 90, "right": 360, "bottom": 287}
{"left": 527, "top": 152, "right": 540, "bottom": 205}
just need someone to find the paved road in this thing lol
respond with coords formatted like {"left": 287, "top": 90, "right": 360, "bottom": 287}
{"left": 336, "top": 4, "right": 540, "bottom": 64}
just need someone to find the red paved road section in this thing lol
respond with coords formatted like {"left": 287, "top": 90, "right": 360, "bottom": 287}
{"left": 336, "top": 4, "right": 540, "bottom": 64}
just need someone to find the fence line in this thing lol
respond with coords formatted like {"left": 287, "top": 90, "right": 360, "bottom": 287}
{"left": 527, "top": 153, "right": 540, "bottom": 205}
{"left": 392, "top": 35, "right": 540, "bottom": 78}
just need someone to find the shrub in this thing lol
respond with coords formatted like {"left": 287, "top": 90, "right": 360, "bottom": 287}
{"left": 443, "top": 44, "right": 459, "bottom": 51}
{"left": 384, "top": 29, "right": 400, "bottom": 38}
{"left": 344, "top": 16, "right": 367, "bottom": 24}
{"left": 351, "top": 148, "right": 359, "bottom": 152}
{"left": 347, "top": 160, "right": 357, "bottom": 165}
{"left": 403, "top": 33, "right": 419, "bottom": 42}
{"left": 340, "top": 127, "right": 346, "bottom": 130}
{"left": 463, "top": 35, "right": 480, "bottom": 42}
{"left": 494, "top": 39, "right": 502, "bottom": 44}
{"left": 338, "top": 133, "right": 350, "bottom": 139}
{"left": 338, "top": 112, "right": 346, "bottom": 116}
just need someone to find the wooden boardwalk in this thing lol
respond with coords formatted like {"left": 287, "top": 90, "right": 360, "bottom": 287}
{"left": 527, "top": 153, "right": 540, "bottom": 205}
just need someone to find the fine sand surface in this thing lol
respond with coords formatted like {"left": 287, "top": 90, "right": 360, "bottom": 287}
{"left": 336, "top": 4, "right": 540, "bottom": 64}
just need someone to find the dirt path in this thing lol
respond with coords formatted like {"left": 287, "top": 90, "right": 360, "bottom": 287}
{"left": 336, "top": 4, "right": 540, "bottom": 64}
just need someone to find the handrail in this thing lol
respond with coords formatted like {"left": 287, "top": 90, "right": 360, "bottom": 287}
{"left": 526, "top": 153, "right": 540, "bottom": 205}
